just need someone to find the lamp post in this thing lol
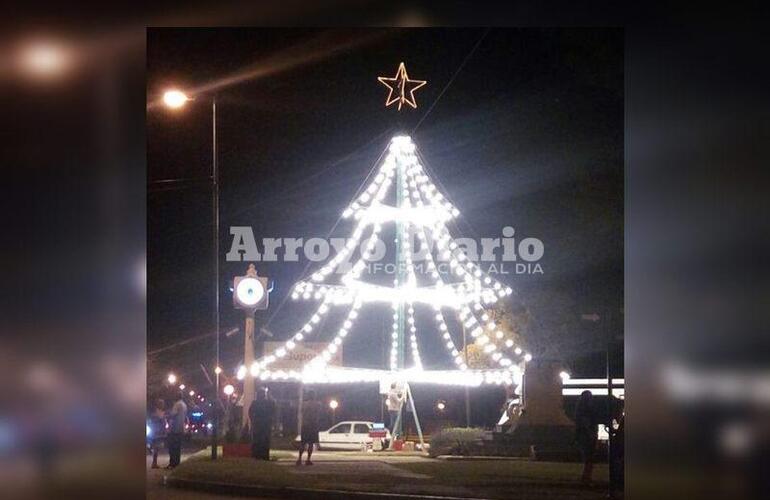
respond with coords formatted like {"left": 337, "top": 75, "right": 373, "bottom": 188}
{"left": 161, "top": 89, "right": 221, "bottom": 459}
{"left": 462, "top": 323, "right": 470, "bottom": 427}
{"left": 329, "top": 399, "right": 339, "bottom": 424}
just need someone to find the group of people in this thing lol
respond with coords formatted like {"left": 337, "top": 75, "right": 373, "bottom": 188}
{"left": 247, "top": 386, "right": 322, "bottom": 466}
{"left": 147, "top": 393, "right": 188, "bottom": 469}
{"left": 148, "top": 386, "right": 325, "bottom": 468}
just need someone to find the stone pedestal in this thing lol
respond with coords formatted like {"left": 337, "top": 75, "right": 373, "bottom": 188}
{"left": 498, "top": 360, "right": 575, "bottom": 457}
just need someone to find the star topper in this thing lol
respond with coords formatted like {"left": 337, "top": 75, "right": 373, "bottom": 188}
{"left": 377, "top": 62, "right": 427, "bottom": 111}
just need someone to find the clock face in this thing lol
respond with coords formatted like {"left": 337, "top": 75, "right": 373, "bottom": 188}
{"left": 236, "top": 277, "right": 264, "bottom": 307}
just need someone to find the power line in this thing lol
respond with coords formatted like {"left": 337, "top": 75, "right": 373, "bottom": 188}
{"left": 413, "top": 28, "right": 490, "bottom": 133}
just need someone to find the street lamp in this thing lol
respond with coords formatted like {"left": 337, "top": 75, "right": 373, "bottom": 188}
{"left": 329, "top": 399, "right": 339, "bottom": 423}
{"left": 17, "top": 40, "right": 71, "bottom": 80}
{"left": 189, "top": 390, "right": 195, "bottom": 397}
{"left": 167, "top": 373, "right": 177, "bottom": 385}
{"left": 436, "top": 400, "right": 446, "bottom": 412}
{"left": 223, "top": 384, "right": 235, "bottom": 396}
{"left": 162, "top": 89, "right": 190, "bottom": 109}
{"left": 161, "top": 88, "right": 221, "bottom": 460}
{"left": 179, "top": 384, "right": 185, "bottom": 391}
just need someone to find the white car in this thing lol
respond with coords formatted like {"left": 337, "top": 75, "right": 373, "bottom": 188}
{"left": 296, "top": 421, "right": 391, "bottom": 450}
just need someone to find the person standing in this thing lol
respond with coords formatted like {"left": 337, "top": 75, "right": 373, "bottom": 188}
{"left": 385, "top": 383, "right": 404, "bottom": 439}
{"left": 248, "top": 385, "right": 276, "bottom": 460}
{"left": 148, "top": 399, "right": 166, "bottom": 469}
{"left": 296, "top": 390, "right": 321, "bottom": 466}
{"left": 574, "top": 390, "right": 598, "bottom": 484}
{"left": 166, "top": 392, "right": 187, "bottom": 469}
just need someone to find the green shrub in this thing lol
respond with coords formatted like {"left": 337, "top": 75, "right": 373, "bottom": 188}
{"left": 428, "top": 427, "right": 485, "bottom": 457}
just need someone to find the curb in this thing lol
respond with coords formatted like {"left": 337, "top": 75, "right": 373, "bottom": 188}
{"left": 166, "top": 477, "right": 493, "bottom": 500}
{"left": 435, "top": 455, "right": 530, "bottom": 461}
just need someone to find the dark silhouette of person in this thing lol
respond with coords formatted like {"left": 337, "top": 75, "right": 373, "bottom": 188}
{"left": 148, "top": 398, "right": 166, "bottom": 468}
{"left": 248, "top": 385, "right": 275, "bottom": 460}
{"left": 297, "top": 389, "right": 322, "bottom": 466}
{"left": 574, "top": 390, "right": 598, "bottom": 484}
{"left": 166, "top": 392, "right": 187, "bottom": 469}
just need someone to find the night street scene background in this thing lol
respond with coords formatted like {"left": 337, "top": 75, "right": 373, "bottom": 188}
{"left": 147, "top": 27, "right": 623, "bottom": 489}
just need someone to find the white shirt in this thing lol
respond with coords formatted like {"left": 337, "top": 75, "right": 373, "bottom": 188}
{"left": 170, "top": 399, "right": 187, "bottom": 433}
{"left": 386, "top": 390, "right": 403, "bottom": 411}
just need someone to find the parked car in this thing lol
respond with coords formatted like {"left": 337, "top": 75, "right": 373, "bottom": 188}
{"left": 295, "top": 421, "right": 391, "bottom": 450}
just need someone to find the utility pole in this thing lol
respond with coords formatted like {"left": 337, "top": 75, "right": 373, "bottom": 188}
{"left": 605, "top": 308, "right": 614, "bottom": 497}
{"left": 211, "top": 95, "right": 220, "bottom": 460}
{"left": 581, "top": 309, "right": 616, "bottom": 496}
{"left": 394, "top": 148, "right": 406, "bottom": 439}
{"left": 463, "top": 322, "right": 470, "bottom": 427}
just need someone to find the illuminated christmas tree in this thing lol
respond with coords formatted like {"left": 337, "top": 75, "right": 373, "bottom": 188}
{"left": 243, "top": 135, "right": 531, "bottom": 388}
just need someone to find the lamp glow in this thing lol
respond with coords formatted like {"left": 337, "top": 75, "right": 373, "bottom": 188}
{"left": 18, "top": 41, "right": 71, "bottom": 78}
{"left": 223, "top": 384, "right": 235, "bottom": 396}
{"left": 162, "top": 89, "right": 189, "bottom": 109}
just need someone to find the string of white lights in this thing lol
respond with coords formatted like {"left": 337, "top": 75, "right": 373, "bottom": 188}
{"left": 406, "top": 304, "right": 422, "bottom": 370}
{"left": 398, "top": 183, "right": 424, "bottom": 370}
{"left": 303, "top": 299, "right": 363, "bottom": 376}
{"left": 249, "top": 366, "right": 512, "bottom": 386}
{"left": 460, "top": 304, "right": 530, "bottom": 376}
{"left": 246, "top": 135, "right": 526, "bottom": 387}
{"left": 312, "top": 145, "right": 396, "bottom": 283}
{"left": 402, "top": 161, "right": 467, "bottom": 370}
{"left": 238, "top": 297, "right": 333, "bottom": 380}
{"left": 403, "top": 157, "right": 528, "bottom": 373}
{"left": 388, "top": 303, "right": 400, "bottom": 370}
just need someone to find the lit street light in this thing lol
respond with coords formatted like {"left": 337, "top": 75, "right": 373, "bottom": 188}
{"left": 214, "top": 366, "right": 222, "bottom": 375}
{"left": 162, "top": 89, "right": 190, "bottom": 109}
{"left": 436, "top": 400, "right": 446, "bottom": 412}
{"left": 329, "top": 399, "right": 339, "bottom": 423}
{"left": 223, "top": 384, "right": 234, "bottom": 396}
{"left": 189, "top": 390, "right": 195, "bottom": 397}
{"left": 167, "top": 373, "right": 177, "bottom": 385}
{"left": 17, "top": 41, "right": 71, "bottom": 79}
{"left": 179, "top": 384, "right": 185, "bottom": 391}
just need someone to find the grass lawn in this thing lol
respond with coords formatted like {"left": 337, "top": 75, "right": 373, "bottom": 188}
{"left": 170, "top": 455, "right": 611, "bottom": 499}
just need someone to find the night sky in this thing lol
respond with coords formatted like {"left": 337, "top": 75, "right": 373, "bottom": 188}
{"left": 147, "top": 28, "right": 623, "bottom": 413}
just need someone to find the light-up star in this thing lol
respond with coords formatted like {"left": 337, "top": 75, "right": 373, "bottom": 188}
{"left": 377, "top": 62, "right": 427, "bottom": 111}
